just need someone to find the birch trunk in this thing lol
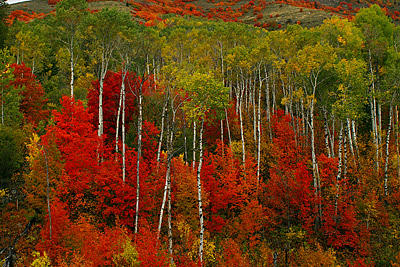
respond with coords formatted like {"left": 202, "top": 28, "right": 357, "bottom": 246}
{"left": 70, "top": 38, "right": 75, "bottom": 97}
{"left": 323, "top": 108, "right": 331, "bottom": 158}
{"left": 115, "top": 70, "right": 127, "bottom": 155}
{"left": 384, "top": 102, "right": 394, "bottom": 196}
{"left": 369, "top": 50, "right": 379, "bottom": 172}
{"left": 158, "top": 106, "right": 173, "bottom": 238}
{"left": 264, "top": 66, "right": 270, "bottom": 122}
{"left": 122, "top": 75, "right": 126, "bottom": 183}
{"left": 197, "top": 119, "right": 205, "bottom": 266}
{"left": 239, "top": 97, "right": 246, "bottom": 166}
{"left": 115, "top": 85, "right": 123, "bottom": 155}
{"left": 167, "top": 174, "right": 173, "bottom": 265}
{"left": 343, "top": 131, "right": 348, "bottom": 178}
{"left": 347, "top": 118, "right": 356, "bottom": 166}
{"left": 352, "top": 120, "right": 360, "bottom": 162}
{"left": 157, "top": 93, "right": 169, "bottom": 163}
{"left": 220, "top": 119, "right": 224, "bottom": 154}
{"left": 134, "top": 82, "right": 143, "bottom": 234}
{"left": 225, "top": 108, "right": 232, "bottom": 147}
{"left": 331, "top": 114, "right": 335, "bottom": 158}
{"left": 335, "top": 122, "right": 343, "bottom": 222}
{"left": 192, "top": 121, "right": 196, "bottom": 169}
{"left": 310, "top": 96, "right": 322, "bottom": 225}
{"left": 257, "top": 66, "right": 262, "bottom": 183}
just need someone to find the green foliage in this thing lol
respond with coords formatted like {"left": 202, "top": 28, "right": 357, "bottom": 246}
{"left": 333, "top": 58, "right": 368, "bottom": 120}
{"left": 0, "top": 0, "right": 8, "bottom": 49}
{"left": 0, "top": 49, "right": 23, "bottom": 127}
{"left": 0, "top": 126, "right": 24, "bottom": 189}
{"left": 178, "top": 71, "right": 229, "bottom": 121}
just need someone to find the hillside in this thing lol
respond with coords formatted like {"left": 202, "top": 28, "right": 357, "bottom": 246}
{"left": 8, "top": 0, "right": 400, "bottom": 29}
{"left": 2, "top": 0, "right": 400, "bottom": 266}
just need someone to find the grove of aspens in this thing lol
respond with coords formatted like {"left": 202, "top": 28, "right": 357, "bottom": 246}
{"left": 1, "top": 0, "right": 400, "bottom": 265}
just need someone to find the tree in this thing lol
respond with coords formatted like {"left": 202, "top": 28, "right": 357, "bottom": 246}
{"left": 1, "top": 49, "right": 22, "bottom": 128}
{"left": 294, "top": 42, "right": 336, "bottom": 227}
{"left": 9, "top": 63, "right": 49, "bottom": 126}
{"left": 0, "top": 0, "right": 8, "bottom": 49}
{"left": 179, "top": 71, "right": 229, "bottom": 265}
{"left": 51, "top": 0, "right": 88, "bottom": 97}
{"left": 355, "top": 4, "right": 394, "bottom": 173}
{"left": 10, "top": 23, "right": 47, "bottom": 74}
{"left": 0, "top": 126, "right": 24, "bottom": 189}
{"left": 84, "top": 8, "right": 131, "bottom": 139}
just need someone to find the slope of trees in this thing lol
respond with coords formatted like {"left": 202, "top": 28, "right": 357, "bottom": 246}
{"left": 1, "top": 1, "right": 400, "bottom": 266}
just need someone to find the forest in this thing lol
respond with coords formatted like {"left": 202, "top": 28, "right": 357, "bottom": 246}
{"left": 1, "top": 0, "right": 400, "bottom": 265}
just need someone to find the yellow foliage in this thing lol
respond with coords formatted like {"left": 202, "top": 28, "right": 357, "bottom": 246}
{"left": 0, "top": 189, "right": 6, "bottom": 198}
{"left": 281, "top": 97, "right": 289, "bottom": 106}
{"left": 230, "top": 140, "right": 243, "bottom": 159}
{"left": 258, "top": 243, "right": 274, "bottom": 267}
{"left": 293, "top": 244, "right": 338, "bottom": 267}
{"left": 113, "top": 238, "right": 140, "bottom": 267}
{"left": 189, "top": 236, "right": 217, "bottom": 265}
{"left": 30, "top": 251, "right": 51, "bottom": 267}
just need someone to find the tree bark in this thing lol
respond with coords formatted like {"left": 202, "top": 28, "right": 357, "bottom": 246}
{"left": 197, "top": 119, "right": 205, "bottom": 266}
{"left": 335, "top": 122, "right": 343, "bottom": 223}
{"left": 257, "top": 66, "right": 262, "bottom": 183}
{"left": 134, "top": 81, "right": 143, "bottom": 234}
{"left": 225, "top": 108, "right": 232, "bottom": 147}
{"left": 384, "top": 101, "right": 394, "bottom": 196}
{"left": 239, "top": 96, "right": 246, "bottom": 166}
{"left": 192, "top": 121, "right": 196, "bottom": 169}
{"left": 70, "top": 37, "right": 75, "bottom": 97}
{"left": 122, "top": 75, "right": 126, "bottom": 183}
{"left": 347, "top": 118, "right": 356, "bottom": 167}
{"left": 323, "top": 108, "right": 331, "bottom": 158}
{"left": 157, "top": 92, "right": 169, "bottom": 163}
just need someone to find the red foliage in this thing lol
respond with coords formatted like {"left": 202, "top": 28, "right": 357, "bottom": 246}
{"left": 6, "top": 10, "right": 46, "bottom": 25}
{"left": 318, "top": 154, "right": 361, "bottom": 251}
{"left": 202, "top": 144, "right": 258, "bottom": 233}
{"left": 37, "top": 199, "right": 128, "bottom": 266}
{"left": 9, "top": 63, "right": 49, "bottom": 126}
{"left": 263, "top": 110, "right": 315, "bottom": 229}
{"left": 135, "top": 223, "right": 170, "bottom": 266}
{"left": 88, "top": 71, "right": 155, "bottom": 144}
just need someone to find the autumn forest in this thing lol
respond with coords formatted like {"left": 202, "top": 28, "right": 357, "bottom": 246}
{"left": 1, "top": 0, "right": 400, "bottom": 266}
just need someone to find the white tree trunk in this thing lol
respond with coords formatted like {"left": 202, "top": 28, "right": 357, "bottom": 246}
{"left": 225, "top": 108, "right": 232, "bottom": 147}
{"left": 257, "top": 66, "right": 262, "bottom": 183}
{"left": 384, "top": 102, "right": 394, "bottom": 196}
{"left": 197, "top": 119, "right": 205, "bottom": 266}
{"left": 70, "top": 38, "right": 75, "bottom": 97}
{"left": 335, "top": 122, "right": 343, "bottom": 222}
{"left": 192, "top": 121, "right": 197, "bottom": 170}
{"left": 239, "top": 99, "right": 246, "bottom": 166}
{"left": 158, "top": 107, "right": 174, "bottom": 239}
{"left": 347, "top": 118, "right": 356, "bottom": 166}
{"left": 323, "top": 108, "right": 331, "bottom": 158}
{"left": 351, "top": 120, "right": 360, "bottom": 162}
{"left": 122, "top": 76, "right": 126, "bottom": 183}
{"left": 157, "top": 93, "right": 169, "bottom": 163}
{"left": 134, "top": 82, "right": 143, "bottom": 234}
{"left": 115, "top": 87, "right": 123, "bottom": 155}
